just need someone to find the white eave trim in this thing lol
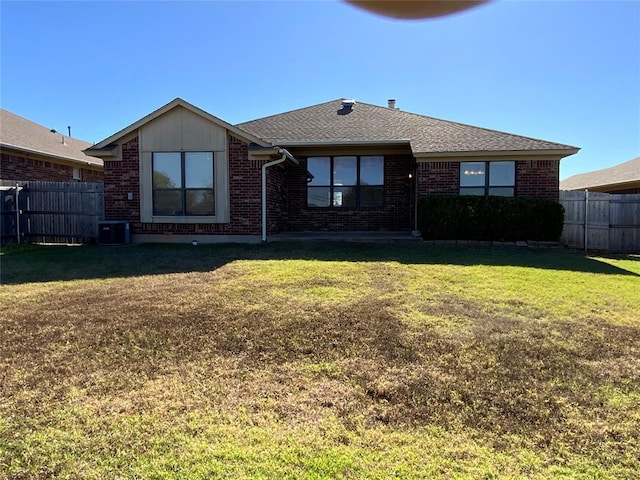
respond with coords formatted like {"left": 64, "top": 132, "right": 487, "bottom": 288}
{"left": 561, "top": 179, "right": 640, "bottom": 191}
{"left": 248, "top": 146, "right": 298, "bottom": 164}
{"left": 84, "top": 144, "right": 121, "bottom": 159}
{"left": 414, "top": 148, "right": 580, "bottom": 159}
{"left": 0, "top": 142, "right": 104, "bottom": 167}
{"left": 90, "top": 98, "right": 274, "bottom": 150}
{"left": 276, "top": 139, "right": 412, "bottom": 147}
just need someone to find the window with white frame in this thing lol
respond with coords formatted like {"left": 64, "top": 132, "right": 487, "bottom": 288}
{"left": 152, "top": 152, "right": 215, "bottom": 216}
{"left": 460, "top": 161, "right": 515, "bottom": 196}
{"left": 307, "top": 155, "right": 384, "bottom": 208}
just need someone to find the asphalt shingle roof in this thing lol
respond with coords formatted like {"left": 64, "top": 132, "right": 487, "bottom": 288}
{"left": 237, "top": 99, "right": 578, "bottom": 155}
{"left": 560, "top": 156, "right": 640, "bottom": 191}
{"left": 0, "top": 108, "right": 101, "bottom": 167}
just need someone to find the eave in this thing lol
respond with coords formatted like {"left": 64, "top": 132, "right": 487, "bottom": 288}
{"left": 277, "top": 139, "right": 411, "bottom": 147}
{"left": 275, "top": 139, "right": 413, "bottom": 157}
{"left": 563, "top": 180, "right": 640, "bottom": 192}
{"left": 248, "top": 145, "right": 298, "bottom": 165}
{"left": 1, "top": 142, "right": 104, "bottom": 168}
{"left": 83, "top": 144, "right": 121, "bottom": 159}
{"left": 87, "top": 98, "right": 273, "bottom": 153}
{"left": 414, "top": 148, "right": 580, "bottom": 160}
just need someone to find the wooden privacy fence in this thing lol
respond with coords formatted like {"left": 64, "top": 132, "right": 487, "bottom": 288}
{"left": 560, "top": 190, "right": 640, "bottom": 253}
{"left": 1, "top": 180, "right": 104, "bottom": 245}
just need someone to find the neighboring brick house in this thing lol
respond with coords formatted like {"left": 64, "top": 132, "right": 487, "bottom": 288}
{"left": 0, "top": 109, "right": 103, "bottom": 182}
{"left": 85, "top": 98, "right": 578, "bottom": 243}
{"left": 560, "top": 156, "right": 640, "bottom": 194}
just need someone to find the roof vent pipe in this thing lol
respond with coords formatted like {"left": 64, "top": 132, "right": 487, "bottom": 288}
{"left": 388, "top": 99, "right": 396, "bottom": 109}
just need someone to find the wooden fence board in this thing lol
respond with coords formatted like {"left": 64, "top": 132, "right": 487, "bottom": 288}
{"left": 560, "top": 191, "right": 640, "bottom": 253}
{"left": 0, "top": 180, "right": 104, "bottom": 244}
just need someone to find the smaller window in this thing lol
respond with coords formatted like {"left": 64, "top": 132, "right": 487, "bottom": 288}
{"left": 359, "top": 156, "right": 384, "bottom": 208}
{"left": 460, "top": 161, "right": 514, "bottom": 196}
{"left": 72, "top": 167, "right": 81, "bottom": 181}
{"left": 307, "top": 157, "right": 331, "bottom": 207}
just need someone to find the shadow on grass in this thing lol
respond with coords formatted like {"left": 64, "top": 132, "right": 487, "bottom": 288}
{"left": 1, "top": 241, "right": 638, "bottom": 285}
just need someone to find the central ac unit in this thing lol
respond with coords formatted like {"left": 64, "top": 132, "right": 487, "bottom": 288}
{"left": 98, "top": 221, "right": 130, "bottom": 245}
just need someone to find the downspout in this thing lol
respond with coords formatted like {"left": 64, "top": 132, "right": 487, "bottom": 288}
{"left": 261, "top": 149, "right": 291, "bottom": 242}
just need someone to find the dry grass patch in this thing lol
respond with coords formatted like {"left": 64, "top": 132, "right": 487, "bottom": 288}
{"left": 1, "top": 244, "right": 639, "bottom": 478}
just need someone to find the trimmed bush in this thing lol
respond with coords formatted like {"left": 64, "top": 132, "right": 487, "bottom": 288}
{"left": 418, "top": 196, "right": 564, "bottom": 241}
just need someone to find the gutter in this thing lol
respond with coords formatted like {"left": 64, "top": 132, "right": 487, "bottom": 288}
{"left": 261, "top": 148, "right": 296, "bottom": 242}
{"left": 274, "top": 139, "right": 411, "bottom": 148}
{"left": 414, "top": 148, "right": 580, "bottom": 159}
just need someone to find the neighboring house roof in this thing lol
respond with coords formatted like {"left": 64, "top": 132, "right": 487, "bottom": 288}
{"left": 237, "top": 99, "right": 579, "bottom": 158}
{"left": 0, "top": 108, "right": 102, "bottom": 167}
{"left": 85, "top": 98, "right": 274, "bottom": 155}
{"left": 560, "top": 156, "right": 640, "bottom": 191}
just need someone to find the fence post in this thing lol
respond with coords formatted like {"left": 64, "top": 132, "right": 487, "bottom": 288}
{"left": 15, "top": 182, "right": 21, "bottom": 245}
{"left": 584, "top": 189, "right": 589, "bottom": 252}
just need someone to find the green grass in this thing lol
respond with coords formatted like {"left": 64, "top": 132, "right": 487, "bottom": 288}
{"left": 1, "top": 242, "right": 639, "bottom": 479}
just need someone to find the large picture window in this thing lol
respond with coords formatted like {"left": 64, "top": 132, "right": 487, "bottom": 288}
{"left": 307, "top": 155, "right": 384, "bottom": 208}
{"left": 152, "top": 152, "right": 215, "bottom": 216}
{"left": 460, "top": 161, "right": 515, "bottom": 196}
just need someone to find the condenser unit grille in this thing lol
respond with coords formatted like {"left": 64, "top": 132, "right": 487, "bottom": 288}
{"left": 98, "top": 221, "right": 130, "bottom": 245}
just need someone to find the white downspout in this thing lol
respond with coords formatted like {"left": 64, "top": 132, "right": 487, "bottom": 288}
{"left": 261, "top": 152, "right": 287, "bottom": 242}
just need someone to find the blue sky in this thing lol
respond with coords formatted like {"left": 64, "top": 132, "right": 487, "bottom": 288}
{"left": 1, "top": 0, "right": 638, "bottom": 180}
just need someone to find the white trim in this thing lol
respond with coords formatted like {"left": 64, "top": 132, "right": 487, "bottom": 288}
{"left": 1, "top": 142, "right": 103, "bottom": 167}
{"left": 139, "top": 137, "right": 230, "bottom": 224}
{"left": 414, "top": 148, "right": 579, "bottom": 159}
{"left": 278, "top": 139, "right": 411, "bottom": 147}
{"left": 86, "top": 98, "right": 272, "bottom": 152}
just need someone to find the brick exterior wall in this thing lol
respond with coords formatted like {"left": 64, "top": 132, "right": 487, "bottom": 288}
{"left": 1, "top": 152, "right": 104, "bottom": 182}
{"left": 515, "top": 160, "right": 559, "bottom": 200}
{"left": 417, "top": 159, "right": 560, "bottom": 200}
{"left": 104, "top": 137, "right": 141, "bottom": 221}
{"left": 82, "top": 168, "right": 104, "bottom": 183}
{"left": 266, "top": 163, "right": 287, "bottom": 234}
{"left": 103, "top": 138, "right": 564, "bottom": 238}
{"left": 104, "top": 135, "right": 268, "bottom": 236}
{"left": 284, "top": 154, "right": 414, "bottom": 232}
{"left": 417, "top": 161, "right": 459, "bottom": 196}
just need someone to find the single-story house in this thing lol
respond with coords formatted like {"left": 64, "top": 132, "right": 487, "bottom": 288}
{"left": 0, "top": 108, "right": 103, "bottom": 183}
{"left": 84, "top": 98, "right": 579, "bottom": 243}
{"left": 560, "top": 156, "right": 640, "bottom": 194}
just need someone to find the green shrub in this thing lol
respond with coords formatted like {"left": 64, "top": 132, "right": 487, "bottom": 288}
{"left": 418, "top": 196, "right": 564, "bottom": 241}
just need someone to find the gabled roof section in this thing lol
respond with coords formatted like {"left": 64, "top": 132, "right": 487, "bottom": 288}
{"left": 0, "top": 108, "right": 101, "bottom": 167}
{"left": 86, "top": 98, "right": 273, "bottom": 153}
{"left": 237, "top": 99, "right": 579, "bottom": 157}
{"left": 560, "top": 156, "right": 640, "bottom": 191}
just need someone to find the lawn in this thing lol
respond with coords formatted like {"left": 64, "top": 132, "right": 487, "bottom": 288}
{"left": 1, "top": 242, "right": 639, "bottom": 479}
